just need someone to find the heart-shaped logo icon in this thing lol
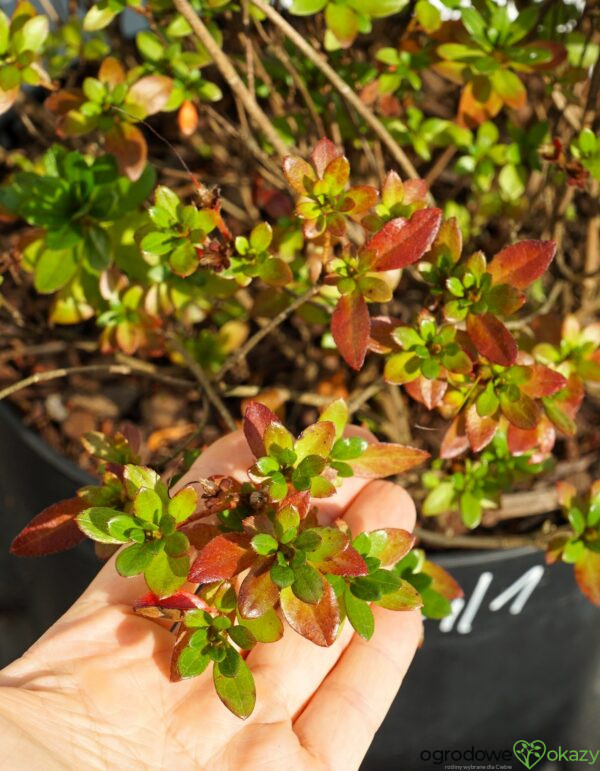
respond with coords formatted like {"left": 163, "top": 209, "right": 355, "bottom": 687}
{"left": 513, "top": 740, "right": 547, "bottom": 769}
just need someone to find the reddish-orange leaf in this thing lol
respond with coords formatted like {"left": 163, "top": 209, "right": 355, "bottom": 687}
{"left": 429, "top": 216, "right": 462, "bottom": 264}
{"left": 170, "top": 628, "right": 192, "bottom": 682}
{"left": 368, "top": 316, "right": 402, "bottom": 354}
{"left": 367, "top": 528, "right": 415, "bottom": 567}
{"left": 440, "top": 415, "right": 470, "bottom": 459}
{"left": 44, "top": 88, "right": 83, "bottom": 116}
{"left": 422, "top": 560, "right": 463, "bottom": 600}
{"left": 487, "top": 240, "right": 556, "bottom": 289}
{"left": 238, "top": 560, "right": 279, "bottom": 619}
{"left": 404, "top": 375, "right": 447, "bottom": 409}
{"left": 346, "top": 442, "right": 429, "bottom": 478}
{"left": 343, "top": 185, "right": 378, "bottom": 216}
{"left": 105, "top": 122, "right": 147, "bottom": 181}
{"left": 311, "top": 137, "right": 342, "bottom": 178}
{"left": 466, "top": 403, "right": 498, "bottom": 452}
{"left": 178, "top": 99, "right": 198, "bottom": 136}
{"left": 507, "top": 419, "right": 556, "bottom": 458}
{"left": 243, "top": 400, "right": 279, "bottom": 457}
{"left": 312, "top": 544, "right": 368, "bottom": 576}
{"left": 188, "top": 533, "right": 253, "bottom": 583}
{"left": 466, "top": 313, "right": 517, "bottom": 366}
{"left": 282, "top": 155, "right": 316, "bottom": 194}
{"left": 126, "top": 75, "right": 173, "bottom": 117}
{"left": 364, "top": 208, "right": 442, "bottom": 272}
{"left": 280, "top": 577, "right": 340, "bottom": 646}
{"left": 521, "top": 364, "right": 567, "bottom": 398}
{"left": 402, "top": 179, "right": 429, "bottom": 205}
{"left": 180, "top": 522, "right": 220, "bottom": 549}
{"left": 99, "top": 57, "right": 126, "bottom": 86}
{"left": 133, "top": 590, "right": 210, "bottom": 621}
{"left": 574, "top": 550, "right": 600, "bottom": 607}
{"left": 10, "top": 497, "right": 87, "bottom": 556}
{"left": 331, "top": 291, "right": 370, "bottom": 371}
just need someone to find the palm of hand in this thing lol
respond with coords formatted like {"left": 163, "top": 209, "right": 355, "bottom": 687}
{"left": 0, "top": 432, "right": 420, "bottom": 771}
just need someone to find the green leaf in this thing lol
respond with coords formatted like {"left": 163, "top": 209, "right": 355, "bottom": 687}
{"left": 218, "top": 645, "right": 241, "bottom": 677}
{"left": 331, "top": 436, "right": 368, "bottom": 461}
{"left": 270, "top": 563, "right": 295, "bottom": 588}
{"left": 213, "top": 657, "right": 256, "bottom": 719}
{"left": 168, "top": 487, "right": 197, "bottom": 523}
{"left": 178, "top": 644, "right": 211, "bottom": 678}
{"left": 116, "top": 541, "right": 162, "bottom": 577}
{"left": 292, "top": 564, "right": 324, "bottom": 604}
{"left": 236, "top": 608, "right": 283, "bottom": 643}
{"left": 133, "top": 487, "right": 163, "bottom": 523}
{"left": 169, "top": 241, "right": 198, "bottom": 277}
{"left": 289, "top": 0, "right": 327, "bottom": 14}
{"left": 19, "top": 15, "right": 49, "bottom": 54}
{"left": 251, "top": 533, "right": 278, "bottom": 556}
{"left": 422, "top": 482, "right": 455, "bottom": 516}
{"left": 34, "top": 249, "right": 78, "bottom": 294}
{"left": 294, "top": 421, "right": 337, "bottom": 462}
{"left": 250, "top": 222, "right": 273, "bottom": 252}
{"left": 325, "top": 4, "right": 358, "bottom": 47}
{"left": 384, "top": 352, "right": 421, "bottom": 384}
{"left": 77, "top": 507, "right": 131, "bottom": 544}
{"left": 344, "top": 587, "right": 374, "bottom": 640}
{"left": 228, "top": 625, "right": 257, "bottom": 650}
{"left": 376, "top": 579, "right": 423, "bottom": 611}
{"left": 460, "top": 491, "right": 482, "bottom": 529}
{"left": 145, "top": 549, "right": 189, "bottom": 596}
{"left": 318, "top": 399, "right": 349, "bottom": 439}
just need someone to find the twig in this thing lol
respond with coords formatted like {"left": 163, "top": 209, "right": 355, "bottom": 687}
{"left": 270, "top": 41, "right": 326, "bottom": 136}
{"left": 172, "top": 0, "right": 289, "bottom": 157}
{"left": 0, "top": 362, "right": 194, "bottom": 401}
{"left": 250, "top": 0, "right": 421, "bottom": 181}
{"left": 224, "top": 384, "right": 333, "bottom": 406}
{"left": 170, "top": 337, "right": 237, "bottom": 432}
{"left": 482, "top": 488, "right": 559, "bottom": 525}
{"left": 348, "top": 376, "right": 385, "bottom": 414}
{"left": 424, "top": 146, "right": 457, "bottom": 188}
{"left": 214, "top": 285, "right": 320, "bottom": 380}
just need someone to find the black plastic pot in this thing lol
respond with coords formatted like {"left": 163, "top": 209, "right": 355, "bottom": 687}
{"left": 0, "top": 402, "right": 99, "bottom": 665}
{"left": 363, "top": 547, "right": 600, "bottom": 769}
{"left": 1, "top": 402, "right": 598, "bottom": 767}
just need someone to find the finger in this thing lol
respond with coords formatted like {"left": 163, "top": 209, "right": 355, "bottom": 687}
{"left": 294, "top": 607, "right": 422, "bottom": 771}
{"left": 78, "top": 432, "right": 253, "bottom": 609}
{"left": 248, "top": 480, "right": 416, "bottom": 720}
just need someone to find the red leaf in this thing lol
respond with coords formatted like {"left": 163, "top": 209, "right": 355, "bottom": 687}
{"left": 311, "top": 137, "right": 342, "bottom": 178}
{"left": 466, "top": 313, "right": 517, "bottom": 366}
{"left": 364, "top": 208, "right": 442, "bottom": 271}
{"left": 440, "top": 415, "right": 470, "bottom": 459}
{"left": 133, "top": 590, "right": 210, "bottom": 621}
{"left": 10, "top": 497, "right": 87, "bottom": 556}
{"left": 466, "top": 403, "right": 498, "bottom": 452}
{"left": 105, "top": 122, "right": 147, "bottom": 181}
{"left": 520, "top": 364, "right": 567, "bottom": 398}
{"left": 346, "top": 442, "right": 429, "bottom": 478}
{"left": 243, "top": 401, "right": 280, "bottom": 457}
{"left": 507, "top": 419, "right": 556, "bottom": 458}
{"left": 312, "top": 544, "right": 368, "bottom": 576}
{"left": 188, "top": 533, "right": 253, "bottom": 583}
{"left": 368, "top": 316, "right": 402, "bottom": 354}
{"left": 422, "top": 560, "right": 463, "bottom": 600}
{"left": 170, "top": 628, "right": 192, "bottom": 682}
{"left": 574, "top": 550, "right": 600, "bottom": 607}
{"left": 331, "top": 291, "right": 370, "bottom": 370}
{"left": 280, "top": 577, "right": 340, "bottom": 646}
{"left": 280, "top": 490, "right": 311, "bottom": 519}
{"left": 404, "top": 375, "right": 447, "bottom": 409}
{"left": 487, "top": 240, "right": 556, "bottom": 289}
{"left": 238, "top": 559, "right": 279, "bottom": 618}
{"left": 181, "top": 522, "right": 220, "bottom": 549}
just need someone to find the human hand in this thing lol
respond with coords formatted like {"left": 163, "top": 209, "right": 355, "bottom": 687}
{"left": 0, "top": 430, "right": 421, "bottom": 771}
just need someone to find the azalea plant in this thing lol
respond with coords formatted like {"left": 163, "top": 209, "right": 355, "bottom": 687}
{"left": 10, "top": 400, "right": 461, "bottom": 717}
{"left": 1, "top": 0, "right": 599, "bottom": 720}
